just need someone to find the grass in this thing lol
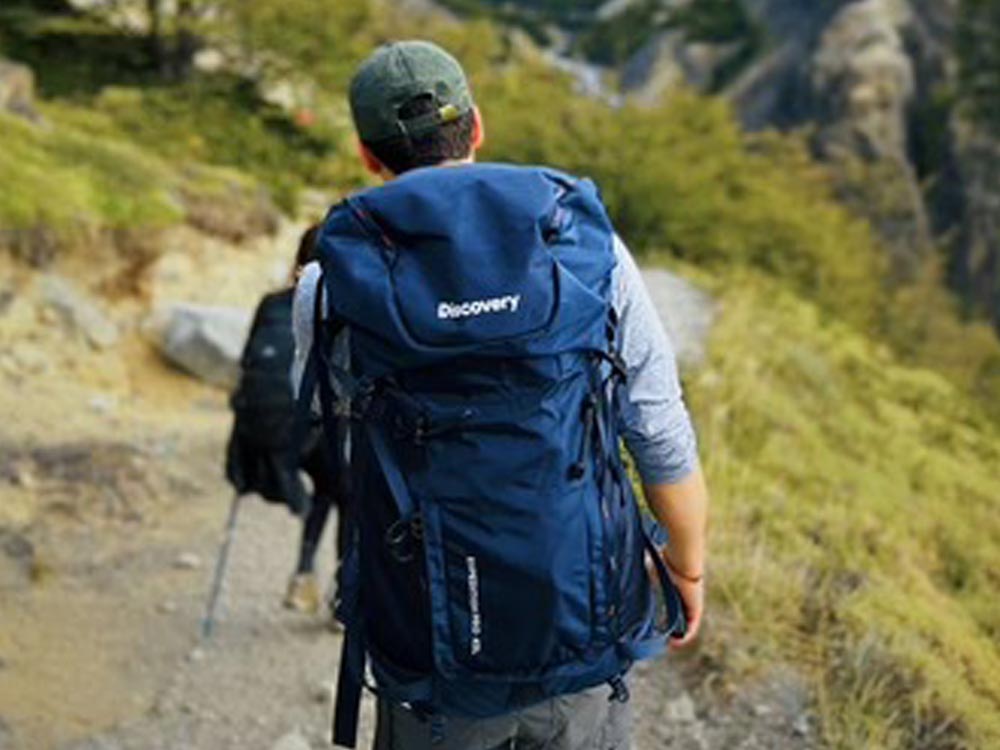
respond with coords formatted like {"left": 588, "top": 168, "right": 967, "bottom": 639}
{"left": 86, "top": 77, "right": 362, "bottom": 214}
{"left": 685, "top": 270, "right": 1000, "bottom": 748}
{"left": 0, "top": 2, "right": 363, "bottom": 214}
{"left": 0, "top": 104, "right": 284, "bottom": 265}
{"left": 0, "top": 110, "right": 182, "bottom": 241}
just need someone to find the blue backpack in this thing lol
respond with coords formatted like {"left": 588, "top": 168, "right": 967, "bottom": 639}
{"left": 298, "top": 164, "right": 685, "bottom": 747}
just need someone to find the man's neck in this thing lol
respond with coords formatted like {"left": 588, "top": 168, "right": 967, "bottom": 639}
{"left": 383, "top": 155, "right": 476, "bottom": 181}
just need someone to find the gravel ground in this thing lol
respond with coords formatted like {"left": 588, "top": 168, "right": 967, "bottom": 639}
{"left": 1, "top": 267, "right": 815, "bottom": 750}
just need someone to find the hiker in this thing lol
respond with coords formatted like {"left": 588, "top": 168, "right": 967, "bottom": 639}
{"left": 293, "top": 41, "right": 709, "bottom": 750}
{"left": 225, "top": 225, "right": 348, "bottom": 615}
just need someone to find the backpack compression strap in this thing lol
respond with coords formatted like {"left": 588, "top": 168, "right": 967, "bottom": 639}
{"left": 602, "top": 309, "right": 687, "bottom": 645}
{"left": 293, "top": 278, "right": 370, "bottom": 749}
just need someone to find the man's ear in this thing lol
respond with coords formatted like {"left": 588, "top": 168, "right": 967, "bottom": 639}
{"left": 357, "top": 140, "right": 390, "bottom": 178}
{"left": 471, "top": 106, "right": 485, "bottom": 152}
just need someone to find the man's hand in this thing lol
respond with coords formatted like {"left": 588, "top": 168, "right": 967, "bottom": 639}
{"left": 643, "top": 469, "right": 709, "bottom": 650}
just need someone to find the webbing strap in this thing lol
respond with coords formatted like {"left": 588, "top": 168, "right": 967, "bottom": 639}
{"left": 640, "top": 522, "right": 688, "bottom": 639}
{"left": 309, "top": 278, "right": 352, "bottom": 495}
{"left": 364, "top": 421, "right": 417, "bottom": 522}
{"left": 620, "top": 633, "right": 667, "bottom": 662}
{"left": 333, "top": 623, "right": 366, "bottom": 748}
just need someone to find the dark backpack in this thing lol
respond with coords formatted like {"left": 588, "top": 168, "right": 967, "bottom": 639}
{"left": 300, "top": 164, "right": 685, "bottom": 747}
{"left": 226, "top": 289, "right": 311, "bottom": 510}
{"left": 230, "top": 289, "right": 297, "bottom": 449}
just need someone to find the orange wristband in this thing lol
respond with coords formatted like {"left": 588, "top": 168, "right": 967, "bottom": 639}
{"left": 663, "top": 556, "right": 704, "bottom": 584}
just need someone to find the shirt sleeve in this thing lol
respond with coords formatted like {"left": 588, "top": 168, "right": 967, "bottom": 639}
{"left": 612, "top": 236, "right": 700, "bottom": 485}
{"left": 291, "top": 261, "right": 322, "bottom": 397}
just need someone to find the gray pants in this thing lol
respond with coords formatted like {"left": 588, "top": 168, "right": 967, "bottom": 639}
{"left": 373, "top": 684, "right": 632, "bottom": 750}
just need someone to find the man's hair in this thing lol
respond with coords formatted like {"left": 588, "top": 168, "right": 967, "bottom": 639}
{"left": 364, "top": 94, "right": 475, "bottom": 175}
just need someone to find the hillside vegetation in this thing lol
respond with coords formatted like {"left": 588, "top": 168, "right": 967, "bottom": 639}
{"left": 1, "top": 1, "right": 998, "bottom": 748}
{"left": 688, "top": 270, "right": 1000, "bottom": 747}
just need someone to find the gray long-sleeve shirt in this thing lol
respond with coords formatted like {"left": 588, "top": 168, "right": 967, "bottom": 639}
{"left": 292, "top": 235, "right": 698, "bottom": 485}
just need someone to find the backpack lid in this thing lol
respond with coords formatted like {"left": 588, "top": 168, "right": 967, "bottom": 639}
{"left": 318, "top": 164, "right": 616, "bottom": 375}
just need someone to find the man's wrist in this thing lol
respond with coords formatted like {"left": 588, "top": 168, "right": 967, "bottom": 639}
{"left": 662, "top": 554, "right": 704, "bottom": 584}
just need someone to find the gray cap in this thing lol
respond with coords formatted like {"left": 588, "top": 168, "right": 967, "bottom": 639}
{"left": 349, "top": 40, "right": 474, "bottom": 145}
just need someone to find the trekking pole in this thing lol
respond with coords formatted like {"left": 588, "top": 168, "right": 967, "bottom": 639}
{"left": 200, "top": 492, "right": 245, "bottom": 640}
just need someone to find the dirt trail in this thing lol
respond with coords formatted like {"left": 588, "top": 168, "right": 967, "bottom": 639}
{"left": 0, "top": 229, "right": 815, "bottom": 750}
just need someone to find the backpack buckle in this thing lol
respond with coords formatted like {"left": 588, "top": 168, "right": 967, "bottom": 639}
{"left": 608, "top": 675, "right": 631, "bottom": 704}
{"left": 350, "top": 378, "right": 377, "bottom": 420}
{"left": 385, "top": 514, "right": 423, "bottom": 564}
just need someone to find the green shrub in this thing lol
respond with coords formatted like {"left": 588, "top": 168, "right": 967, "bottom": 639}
{"left": 0, "top": 106, "right": 283, "bottom": 264}
{"left": 480, "top": 71, "right": 884, "bottom": 327}
{"left": 86, "top": 77, "right": 354, "bottom": 213}
{"left": 0, "top": 110, "right": 181, "bottom": 239}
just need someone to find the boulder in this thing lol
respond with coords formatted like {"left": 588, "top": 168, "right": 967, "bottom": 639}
{"left": 726, "top": 0, "right": 834, "bottom": 130}
{"left": 621, "top": 26, "right": 742, "bottom": 103}
{"left": 621, "top": 32, "right": 693, "bottom": 105}
{"left": 39, "top": 275, "right": 120, "bottom": 350}
{"left": 640, "top": 269, "right": 716, "bottom": 370}
{"left": 153, "top": 303, "right": 251, "bottom": 389}
{"left": 808, "top": 0, "right": 915, "bottom": 163}
{"left": 0, "top": 59, "right": 38, "bottom": 122}
{"left": 805, "top": 0, "right": 932, "bottom": 275}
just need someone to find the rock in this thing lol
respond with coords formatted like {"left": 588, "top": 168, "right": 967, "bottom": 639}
{"left": 173, "top": 552, "right": 203, "bottom": 570}
{"left": 793, "top": 713, "right": 811, "bottom": 737}
{"left": 156, "top": 600, "right": 177, "bottom": 614}
{"left": 271, "top": 729, "right": 312, "bottom": 750}
{"left": 679, "top": 41, "right": 745, "bottom": 90}
{"left": 621, "top": 32, "right": 689, "bottom": 106}
{"left": 809, "top": 0, "right": 915, "bottom": 162}
{"left": 951, "top": 120, "right": 1000, "bottom": 328}
{"left": 38, "top": 275, "right": 120, "bottom": 350}
{"left": 152, "top": 303, "right": 251, "bottom": 389}
{"left": 187, "top": 647, "right": 206, "bottom": 663}
{"left": 664, "top": 692, "right": 697, "bottom": 723}
{"left": 312, "top": 679, "right": 336, "bottom": 704}
{"left": 543, "top": 52, "right": 621, "bottom": 106}
{"left": 0, "top": 529, "right": 35, "bottom": 588}
{"left": 805, "top": 0, "right": 932, "bottom": 274}
{"left": 640, "top": 269, "right": 716, "bottom": 370}
{"left": 0, "top": 288, "right": 13, "bottom": 318}
{"left": 11, "top": 343, "right": 52, "bottom": 376}
{"left": 9, "top": 462, "right": 37, "bottom": 490}
{"left": 0, "top": 530, "right": 34, "bottom": 562}
{"left": 88, "top": 394, "right": 118, "bottom": 415}
{"left": 0, "top": 59, "right": 38, "bottom": 122}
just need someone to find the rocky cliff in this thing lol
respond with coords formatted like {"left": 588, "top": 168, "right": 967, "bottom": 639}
{"left": 536, "top": 0, "right": 999, "bottom": 323}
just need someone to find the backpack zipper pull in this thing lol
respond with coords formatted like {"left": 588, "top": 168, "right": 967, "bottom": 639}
{"left": 569, "top": 396, "right": 597, "bottom": 480}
